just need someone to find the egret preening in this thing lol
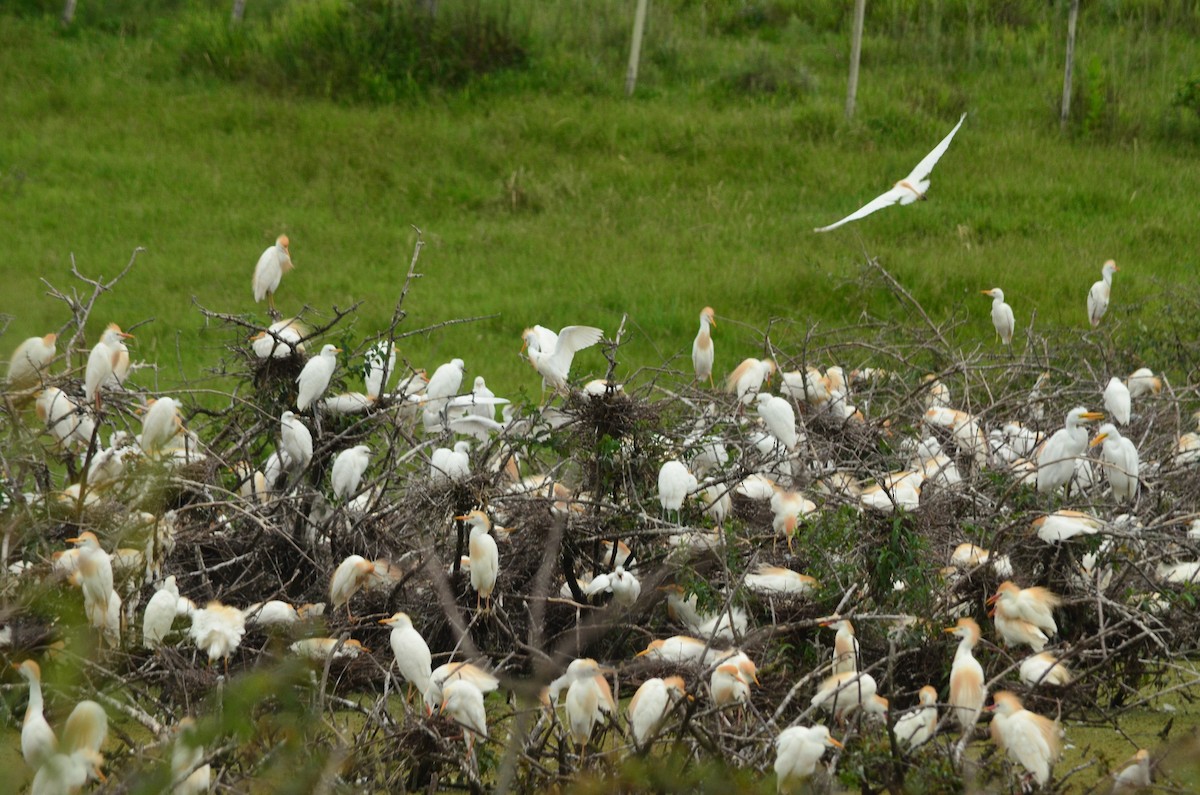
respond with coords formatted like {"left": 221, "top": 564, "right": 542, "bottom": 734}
{"left": 252, "top": 234, "right": 294, "bottom": 314}
{"left": 981, "top": 288, "right": 1015, "bottom": 345}
{"left": 188, "top": 601, "right": 247, "bottom": 666}
{"left": 657, "top": 460, "right": 697, "bottom": 521}
{"left": 692, "top": 306, "right": 716, "bottom": 387}
{"left": 894, "top": 685, "right": 938, "bottom": 749}
{"left": 814, "top": 113, "right": 966, "bottom": 233}
{"left": 1087, "top": 259, "right": 1118, "bottom": 327}
{"left": 727, "top": 357, "right": 775, "bottom": 405}
{"left": 989, "top": 581, "right": 1061, "bottom": 652}
{"left": 988, "top": 691, "right": 1061, "bottom": 787}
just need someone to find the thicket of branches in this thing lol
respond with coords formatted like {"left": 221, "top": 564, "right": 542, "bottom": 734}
{"left": 3, "top": 239, "right": 1200, "bottom": 793}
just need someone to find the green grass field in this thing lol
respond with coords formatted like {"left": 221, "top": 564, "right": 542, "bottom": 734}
{"left": 3, "top": 1, "right": 1199, "bottom": 402}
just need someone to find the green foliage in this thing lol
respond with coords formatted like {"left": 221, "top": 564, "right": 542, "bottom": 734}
{"left": 1172, "top": 73, "right": 1200, "bottom": 118}
{"left": 177, "top": 0, "right": 530, "bottom": 102}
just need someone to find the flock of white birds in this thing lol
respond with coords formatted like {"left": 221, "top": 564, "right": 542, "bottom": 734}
{"left": 0, "top": 220, "right": 1193, "bottom": 795}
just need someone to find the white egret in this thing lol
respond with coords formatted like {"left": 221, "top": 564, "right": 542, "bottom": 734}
{"left": 330, "top": 555, "right": 375, "bottom": 620}
{"left": 13, "top": 660, "right": 58, "bottom": 770}
{"left": 251, "top": 317, "right": 306, "bottom": 358}
{"left": 1110, "top": 749, "right": 1151, "bottom": 793}
{"left": 31, "top": 699, "right": 107, "bottom": 795}
{"left": 68, "top": 532, "right": 115, "bottom": 638}
{"left": 171, "top": 717, "right": 211, "bottom": 795}
{"left": 36, "top": 388, "right": 95, "bottom": 451}
{"left": 425, "top": 358, "right": 466, "bottom": 401}
{"left": 810, "top": 672, "right": 886, "bottom": 718}
{"left": 775, "top": 725, "right": 842, "bottom": 794}
{"left": 1033, "top": 510, "right": 1101, "bottom": 543}
{"left": 814, "top": 113, "right": 966, "bottom": 233}
{"left": 279, "top": 411, "right": 313, "bottom": 471}
{"left": 944, "top": 618, "right": 986, "bottom": 732}
{"left": 252, "top": 234, "right": 294, "bottom": 313}
{"left": 440, "top": 679, "right": 487, "bottom": 753}
{"left": 1087, "top": 259, "right": 1118, "bottom": 327}
{"left": 84, "top": 323, "right": 133, "bottom": 408}
{"left": 380, "top": 612, "right": 433, "bottom": 700}
{"left": 757, "top": 393, "right": 799, "bottom": 451}
{"left": 981, "top": 288, "right": 1015, "bottom": 345}
{"left": 635, "top": 635, "right": 712, "bottom": 665}
{"left": 709, "top": 661, "right": 752, "bottom": 709}
{"left": 1019, "top": 652, "right": 1073, "bottom": 687}
{"left": 331, "top": 445, "right": 371, "bottom": 500}
{"left": 770, "top": 488, "right": 817, "bottom": 551}
{"left": 188, "top": 601, "right": 246, "bottom": 666}
{"left": 1036, "top": 407, "right": 1104, "bottom": 493}
{"left": 1126, "top": 368, "right": 1162, "bottom": 399}
{"left": 657, "top": 460, "right": 697, "bottom": 520}
{"left": 692, "top": 306, "right": 716, "bottom": 387}
{"left": 296, "top": 344, "right": 340, "bottom": 411}
{"left": 988, "top": 690, "right": 1061, "bottom": 786}
{"left": 726, "top": 357, "right": 775, "bottom": 405}
{"left": 743, "top": 564, "right": 817, "bottom": 597}
{"left": 363, "top": 341, "right": 396, "bottom": 399}
{"left": 628, "top": 676, "right": 688, "bottom": 748}
{"left": 989, "top": 581, "right": 1061, "bottom": 652}
{"left": 431, "top": 441, "right": 471, "bottom": 483}
{"left": 820, "top": 619, "right": 859, "bottom": 675}
{"left": 521, "top": 325, "right": 604, "bottom": 393}
{"left": 1104, "top": 377, "right": 1132, "bottom": 425}
{"left": 894, "top": 685, "right": 938, "bottom": 749}
{"left": 6, "top": 333, "right": 57, "bottom": 389}
{"left": 425, "top": 662, "right": 500, "bottom": 714}
{"left": 459, "top": 511, "right": 499, "bottom": 611}
{"left": 1091, "top": 423, "right": 1139, "bottom": 502}
{"left": 143, "top": 575, "right": 182, "bottom": 649}
{"left": 559, "top": 658, "right": 616, "bottom": 751}
{"left": 140, "top": 397, "right": 183, "bottom": 453}
{"left": 583, "top": 565, "right": 641, "bottom": 608}
{"left": 289, "top": 638, "right": 367, "bottom": 661}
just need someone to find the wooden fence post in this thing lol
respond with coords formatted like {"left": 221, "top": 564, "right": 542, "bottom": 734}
{"left": 845, "top": 0, "right": 867, "bottom": 119}
{"left": 1061, "top": 0, "right": 1081, "bottom": 131}
{"left": 625, "top": 0, "right": 650, "bottom": 97}
{"left": 61, "top": 0, "right": 77, "bottom": 26}
{"left": 231, "top": 0, "right": 246, "bottom": 23}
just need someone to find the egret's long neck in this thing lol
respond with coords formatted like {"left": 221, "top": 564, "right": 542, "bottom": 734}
{"left": 954, "top": 636, "right": 976, "bottom": 661}
{"left": 26, "top": 676, "right": 44, "bottom": 714}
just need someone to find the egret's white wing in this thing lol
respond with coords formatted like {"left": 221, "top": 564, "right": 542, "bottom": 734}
{"left": 448, "top": 415, "right": 506, "bottom": 441}
{"left": 531, "top": 325, "right": 559, "bottom": 353}
{"left": 813, "top": 185, "right": 910, "bottom": 233}
{"left": 549, "top": 326, "right": 604, "bottom": 372}
{"left": 902, "top": 112, "right": 967, "bottom": 185}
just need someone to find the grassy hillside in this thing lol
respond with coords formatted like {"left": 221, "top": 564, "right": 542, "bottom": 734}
{"left": 2, "top": 2, "right": 1199, "bottom": 400}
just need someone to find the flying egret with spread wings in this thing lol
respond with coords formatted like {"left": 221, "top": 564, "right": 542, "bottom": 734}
{"left": 815, "top": 113, "right": 966, "bottom": 233}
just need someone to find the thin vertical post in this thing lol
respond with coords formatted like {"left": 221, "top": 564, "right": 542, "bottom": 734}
{"left": 846, "top": 0, "right": 867, "bottom": 119}
{"left": 1061, "top": 0, "right": 1081, "bottom": 131}
{"left": 625, "top": 0, "right": 650, "bottom": 97}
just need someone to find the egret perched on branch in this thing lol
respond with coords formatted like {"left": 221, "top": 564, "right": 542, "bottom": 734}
{"left": 13, "top": 660, "right": 57, "bottom": 770}
{"left": 188, "top": 601, "right": 246, "bottom": 666}
{"left": 84, "top": 324, "right": 133, "bottom": 408}
{"left": 628, "top": 676, "right": 688, "bottom": 748}
{"left": 814, "top": 113, "right": 966, "bottom": 233}
{"left": 556, "top": 658, "right": 617, "bottom": 751}
{"left": 757, "top": 393, "right": 799, "bottom": 452}
{"left": 821, "top": 619, "right": 860, "bottom": 675}
{"left": 811, "top": 672, "right": 887, "bottom": 719}
{"left": 331, "top": 445, "right": 371, "bottom": 500}
{"left": 1126, "top": 368, "right": 1162, "bottom": 399}
{"left": 1103, "top": 377, "right": 1132, "bottom": 426}
{"left": 1019, "top": 652, "right": 1073, "bottom": 687}
{"left": 945, "top": 618, "right": 986, "bottom": 732}
{"left": 988, "top": 691, "right": 1062, "bottom": 787}
{"left": 989, "top": 581, "right": 1061, "bottom": 652}
{"left": 6, "top": 333, "right": 56, "bottom": 389}
{"left": 1091, "top": 423, "right": 1139, "bottom": 502}
{"left": 329, "top": 555, "right": 375, "bottom": 620}
{"left": 143, "top": 575, "right": 183, "bottom": 649}
{"left": 36, "top": 388, "right": 95, "bottom": 452}
{"left": 280, "top": 411, "right": 313, "bottom": 471}
{"left": 30, "top": 699, "right": 108, "bottom": 795}
{"left": 459, "top": 511, "right": 499, "bottom": 611}
{"left": 1036, "top": 407, "right": 1104, "bottom": 493}
{"left": 363, "top": 341, "right": 396, "bottom": 400}
{"left": 692, "top": 307, "right": 716, "bottom": 387}
{"left": 67, "top": 532, "right": 115, "bottom": 639}
{"left": 726, "top": 358, "right": 775, "bottom": 405}
{"left": 775, "top": 725, "right": 842, "bottom": 794}
{"left": 140, "top": 397, "right": 183, "bottom": 453}
{"left": 1087, "top": 259, "right": 1118, "bottom": 327}
{"left": 296, "top": 344, "right": 340, "bottom": 411}
{"left": 425, "top": 662, "right": 500, "bottom": 714}
{"left": 894, "top": 685, "right": 938, "bottom": 749}
{"left": 657, "top": 460, "right": 697, "bottom": 520}
{"left": 440, "top": 679, "right": 487, "bottom": 753}
{"left": 521, "top": 325, "right": 604, "bottom": 394}
{"left": 252, "top": 234, "right": 294, "bottom": 314}
{"left": 380, "top": 612, "right": 432, "bottom": 700}
{"left": 981, "top": 288, "right": 1015, "bottom": 345}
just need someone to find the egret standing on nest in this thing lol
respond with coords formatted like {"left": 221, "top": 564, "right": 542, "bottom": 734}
{"left": 329, "top": 555, "right": 376, "bottom": 620}
{"left": 458, "top": 511, "right": 499, "bottom": 611}
{"left": 774, "top": 725, "right": 842, "bottom": 794}
{"left": 989, "top": 691, "right": 1062, "bottom": 787}
{"left": 1036, "top": 407, "right": 1104, "bottom": 493}
{"left": 331, "top": 445, "right": 371, "bottom": 500}
{"left": 945, "top": 618, "right": 986, "bottom": 732}
{"left": 6, "top": 333, "right": 57, "bottom": 390}
{"left": 296, "top": 344, "right": 341, "bottom": 411}
{"left": 521, "top": 324, "right": 604, "bottom": 395}
{"left": 1091, "top": 423, "right": 1139, "bottom": 502}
